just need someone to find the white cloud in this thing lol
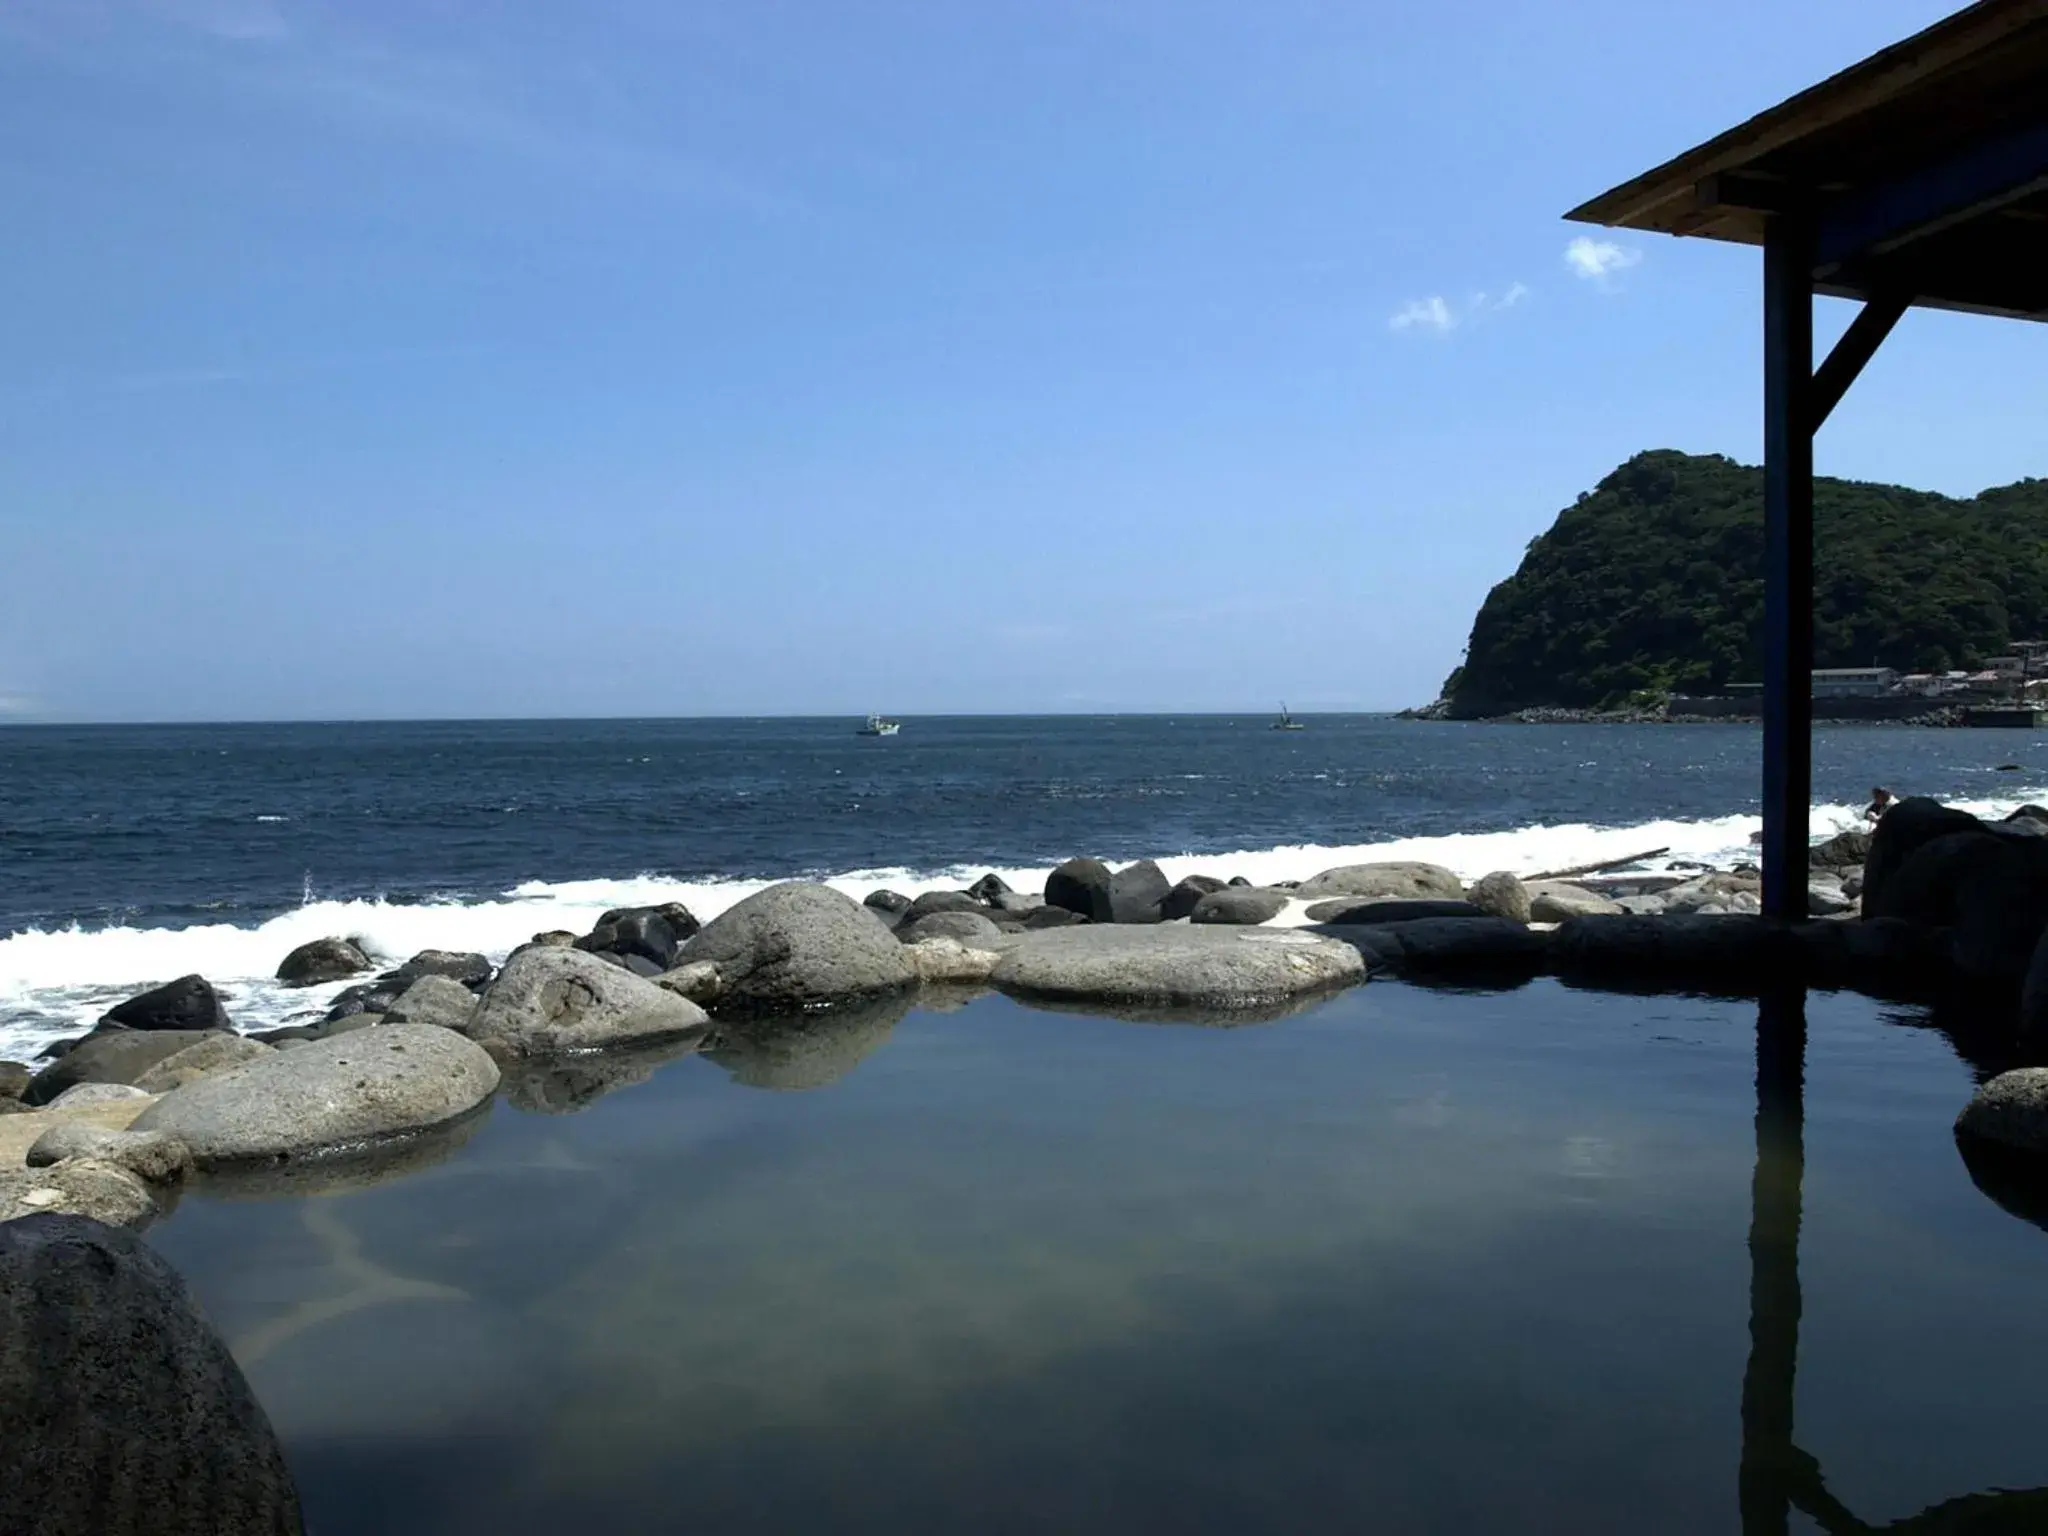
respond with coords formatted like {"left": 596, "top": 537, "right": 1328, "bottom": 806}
{"left": 1391, "top": 282, "right": 1531, "bottom": 336}
{"left": 1565, "top": 236, "right": 1643, "bottom": 284}
{"left": 1389, "top": 296, "right": 1458, "bottom": 334}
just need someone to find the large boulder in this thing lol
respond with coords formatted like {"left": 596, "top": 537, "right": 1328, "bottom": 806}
{"left": 0, "top": 1215, "right": 304, "bottom": 1534}
{"left": 1293, "top": 862, "right": 1464, "bottom": 902}
{"left": 1862, "top": 797, "right": 1986, "bottom": 912}
{"left": 1108, "top": 860, "right": 1172, "bottom": 924}
{"left": 1866, "top": 828, "right": 2048, "bottom": 983}
{"left": 382, "top": 949, "right": 493, "bottom": 990}
{"left": 966, "top": 873, "right": 1013, "bottom": 902}
{"left": 99, "top": 974, "right": 230, "bottom": 1033}
{"left": 1466, "top": 872, "right": 1533, "bottom": 924}
{"left": 1044, "top": 858, "right": 1115, "bottom": 921}
{"left": 275, "top": 936, "right": 370, "bottom": 986}
{"left": 1809, "top": 829, "right": 1873, "bottom": 870}
{"left": 1306, "top": 898, "right": 1485, "bottom": 924}
{"left": 990, "top": 925, "right": 1363, "bottom": 1013}
{"left": 381, "top": 974, "right": 482, "bottom": 1032}
{"left": 903, "top": 937, "right": 1003, "bottom": 985}
{"left": 468, "top": 945, "right": 708, "bottom": 1055}
{"left": 1528, "top": 883, "right": 1624, "bottom": 921}
{"left": 1189, "top": 888, "right": 1288, "bottom": 925}
{"left": 1550, "top": 914, "right": 1799, "bottom": 990}
{"left": 575, "top": 903, "right": 700, "bottom": 971}
{"left": 863, "top": 889, "right": 913, "bottom": 916}
{"left": 897, "top": 890, "right": 988, "bottom": 925}
{"left": 1160, "top": 875, "right": 1227, "bottom": 921}
{"left": 22, "top": 1028, "right": 235, "bottom": 1108}
{"left": 1022, "top": 904, "right": 1087, "bottom": 929}
{"left": 1956, "top": 1068, "right": 2048, "bottom": 1153}
{"left": 676, "top": 882, "right": 918, "bottom": 1017}
{"left": 132, "top": 1024, "right": 499, "bottom": 1165}
{"left": 897, "top": 910, "right": 1004, "bottom": 945}
{"left": 653, "top": 960, "right": 724, "bottom": 1007}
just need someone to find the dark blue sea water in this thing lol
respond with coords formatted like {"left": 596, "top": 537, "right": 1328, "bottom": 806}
{"left": 3, "top": 715, "right": 2046, "bottom": 1052}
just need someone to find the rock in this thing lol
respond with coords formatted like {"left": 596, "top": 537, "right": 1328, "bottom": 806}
{"left": 678, "top": 882, "right": 918, "bottom": 1018}
{"left": 1306, "top": 898, "right": 1487, "bottom": 924}
{"left": 1293, "top": 862, "right": 1465, "bottom": 902}
{"left": 1529, "top": 884, "right": 1625, "bottom": 921}
{"left": 130, "top": 1033, "right": 275, "bottom": 1095}
{"left": 325, "top": 980, "right": 402, "bottom": 1021}
{"left": 2026, "top": 927, "right": 2048, "bottom": 1041}
{"left": 383, "top": 949, "right": 493, "bottom": 990}
{"left": 1550, "top": 914, "right": 1799, "bottom": 990}
{"left": 2010, "top": 804, "right": 2048, "bottom": 826}
{"left": 653, "top": 960, "right": 723, "bottom": 1006}
{"left": 49, "top": 1082, "right": 153, "bottom": 1109}
{"left": 99, "top": 974, "right": 231, "bottom": 1032}
{"left": 1863, "top": 797, "right": 1986, "bottom": 912}
{"left": 864, "top": 889, "right": 913, "bottom": 915}
{"left": 468, "top": 945, "right": 708, "bottom": 1055}
{"left": 1957, "top": 1069, "right": 2048, "bottom": 1152}
{"left": 966, "top": 873, "right": 1013, "bottom": 902}
{"left": 1189, "top": 887, "right": 1288, "bottom": 925}
{"left": 898, "top": 890, "right": 988, "bottom": 924}
{"left": 0, "top": 1061, "right": 28, "bottom": 1102}
{"left": 903, "top": 937, "right": 1003, "bottom": 984}
{"left": 0, "top": 1214, "right": 303, "bottom": 1533}
{"left": 990, "top": 925, "right": 1364, "bottom": 1013}
{"left": 1843, "top": 872, "right": 1865, "bottom": 900}
{"left": 1318, "top": 916, "right": 1546, "bottom": 975}
{"left": 1022, "top": 905, "right": 1087, "bottom": 929}
{"left": 27, "top": 1124, "right": 192, "bottom": 1183}
{"left": 1807, "top": 882, "right": 1857, "bottom": 917}
{"left": 275, "top": 936, "right": 371, "bottom": 986}
{"left": 898, "top": 910, "right": 1005, "bottom": 945}
{"left": 1808, "top": 829, "right": 1873, "bottom": 870}
{"left": 603, "top": 952, "right": 665, "bottom": 978}
{"left": 575, "top": 903, "right": 700, "bottom": 971}
{"left": 1662, "top": 872, "right": 1765, "bottom": 915}
{"left": 1229, "top": 876, "right": 1254, "bottom": 888}
{"left": 1874, "top": 828, "right": 2048, "bottom": 984}
{"left": 1044, "top": 858, "right": 1115, "bottom": 921}
{"left": 1466, "top": 872, "right": 1533, "bottom": 924}
{"left": 1795, "top": 916, "right": 1953, "bottom": 997}
{"left": 132, "top": 1024, "right": 500, "bottom": 1165}
{"left": 22, "top": 1028, "right": 214, "bottom": 1107}
{"left": 1160, "top": 875, "right": 1228, "bottom": 921}
{"left": 1107, "top": 859, "right": 1172, "bottom": 923}
{"left": 0, "top": 1161, "right": 161, "bottom": 1230}
{"left": 987, "top": 890, "right": 1041, "bottom": 914}
{"left": 1616, "top": 895, "right": 1671, "bottom": 916}
{"left": 530, "top": 929, "right": 579, "bottom": 947}
{"left": 382, "top": 974, "right": 481, "bottom": 1030}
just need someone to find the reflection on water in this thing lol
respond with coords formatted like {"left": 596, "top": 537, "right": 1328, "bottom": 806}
{"left": 147, "top": 982, "right": 2048, "bottom": 1534}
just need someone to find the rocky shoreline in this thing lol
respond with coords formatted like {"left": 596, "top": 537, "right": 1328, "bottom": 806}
{"left": 5, "top": 796, "right": 2048, "bottom": 1236}
{"left": 1398, "top": 700, "right": 1971, "bottom": 726}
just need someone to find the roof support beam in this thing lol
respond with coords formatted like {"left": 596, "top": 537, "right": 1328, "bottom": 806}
{"left": 1808, "top": 292, "right": 1910, "bottom": 432}
{"left": 1760, "top": 219, "right": 1815, "bottom": 926}
{"left": 1814, "top": 115, "right": 2048, "bottom": 272}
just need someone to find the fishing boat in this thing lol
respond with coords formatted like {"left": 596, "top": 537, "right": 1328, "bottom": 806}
{"left": 858, "top": 713, "right": 901, "bottom": 736}
{"left": 1272, "top": 702, "right": 1305, "bottom": 731}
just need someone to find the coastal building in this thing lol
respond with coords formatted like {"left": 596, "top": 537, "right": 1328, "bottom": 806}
{"left": 1809, "top": 667, "right": 1896, "bottom": 698}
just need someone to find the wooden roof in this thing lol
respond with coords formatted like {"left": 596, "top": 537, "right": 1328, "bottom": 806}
{"left": 1567, "top": 0, "right": 2048, "bottom": 320}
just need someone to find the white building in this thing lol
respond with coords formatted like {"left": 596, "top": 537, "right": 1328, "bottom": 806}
{"left": 1810, "top": 667, "right": 1897, "bottom": 698}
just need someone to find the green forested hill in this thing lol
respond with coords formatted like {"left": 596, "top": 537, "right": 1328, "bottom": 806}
{"left": 1439, "top": 450, "right": 2048, "bottom": 718}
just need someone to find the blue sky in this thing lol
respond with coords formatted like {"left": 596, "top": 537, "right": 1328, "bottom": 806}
{"left": 3, "top": 0, "right": 2041, "bottom": 721}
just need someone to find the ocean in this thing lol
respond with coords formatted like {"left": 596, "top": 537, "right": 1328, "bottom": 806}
{"left": 3, "top": 714, "right": 2045, "bottom": 1057}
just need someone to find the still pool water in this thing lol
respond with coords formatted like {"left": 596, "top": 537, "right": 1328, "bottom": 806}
{"left": 149, "top": 980, "right": 2048, "bottom": 1535}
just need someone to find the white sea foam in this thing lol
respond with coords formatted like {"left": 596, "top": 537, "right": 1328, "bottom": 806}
{"left": 3, "top": 785, "right": 2045, "bottom": 1063}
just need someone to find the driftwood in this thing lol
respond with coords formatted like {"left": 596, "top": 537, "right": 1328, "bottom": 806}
{"left": 1527, "top": 846, "right": 1671, "bottom": 882}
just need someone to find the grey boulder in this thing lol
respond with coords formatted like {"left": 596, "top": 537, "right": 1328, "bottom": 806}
{"left": 1957, "top": 1068, "right": 2048, "bottom": 1153}
{"left": 678, "top": 881, "right": 917, "bottom": 1017}
{"left": 275, "top": 937, "right": 371, "bottom": 986}
{"left": 1528, "top": 883, "right": 1624, "bottom": 921}
{"left": 22, "top": 1028, "right": 227, "bottom": 1107}
{"left": 382, "top": 973, "right": 482, "bottom": 1032}
{"left": 903, "top": 937, "right": 1003, "bottom": 984}
{"left": 990, "top": 924, "right": 1363, "bottom": 1012}
{"left": 1293, "top": 862, "right": 1464, "bottom": 902}
{"left": 1160, "top": 875, "right": 1228, "bottom": 921}
{"left": 133, "top": 1023, "right": 500, "bottom": 1165}
{"left": 131, "top": 1033, "right": 275, "bottom": 1095}
{"left": 1306, "top": 898, "right": 1486, "bottom": 924}
{"left": 897, "top": 910, "right": 1004, "bottom": 945}
{"left": 0, "top": 1215, "right": 303, "bottom": 1534}
{"left": 1044, "top": 858, "right": 1115, "bottom": 921}
{"left": 468, "top": 945, "right": 708, "bottom": 1055}
{"left": 0, "top": 1161, "right": 162, "bottom": 1230}
{"left": 1466, "top": 871, "right": 1533, "bottom": 923}
{"left": 48, "top": 1082, "right": 153, "bottom": 1109}
{"left": 1189, "top": 887, "right": 1288, "bottom": 925}
{"left": 27, "top": 1124, "right": 192, "bottom": 1183}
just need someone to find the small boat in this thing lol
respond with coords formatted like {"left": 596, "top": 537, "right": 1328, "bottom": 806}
{"left": 858, "top": 713, "right": 901, "bottom": 736}
{"left": 1272, "top": 702, "right": 1306, "bottom": 731}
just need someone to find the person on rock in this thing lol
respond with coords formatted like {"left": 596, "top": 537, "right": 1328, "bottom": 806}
{"left": 1863, "top": 786, "right": 1896, "bottom": 823}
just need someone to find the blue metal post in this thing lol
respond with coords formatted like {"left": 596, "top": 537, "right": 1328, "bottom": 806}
{"left": 1761, "top": 220, "right": 1814, "bottom": 922}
